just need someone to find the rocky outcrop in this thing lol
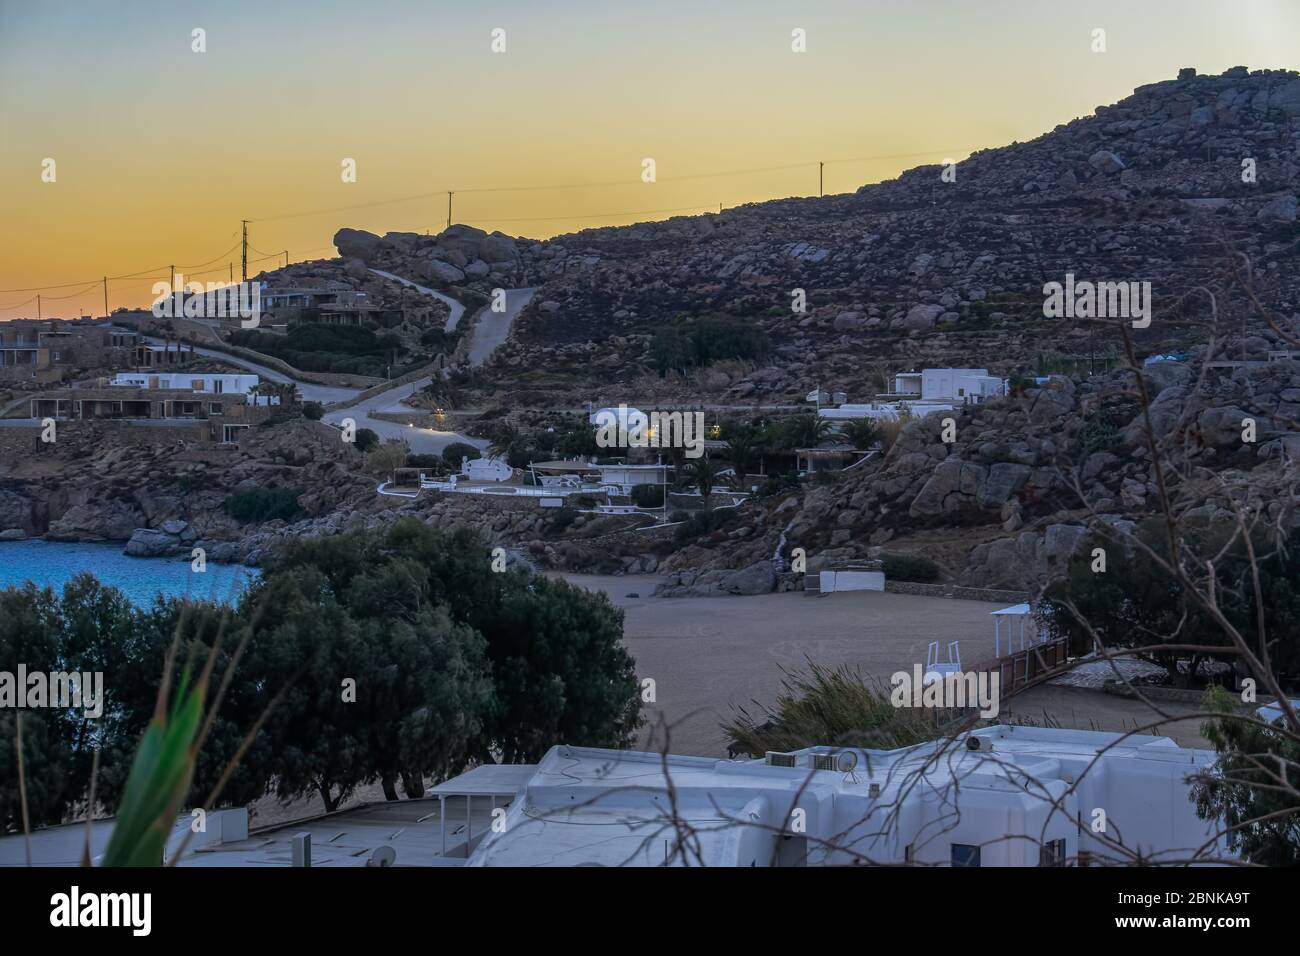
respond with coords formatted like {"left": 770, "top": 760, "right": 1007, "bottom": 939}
{"left": 654, "top": 560, "right": 777, "bottom": 597}
{"left": 461, "top": 67, "right": 1300, "bottom": 414}
{"left": 332, "top": 223, "right": 523, "bottom": 291}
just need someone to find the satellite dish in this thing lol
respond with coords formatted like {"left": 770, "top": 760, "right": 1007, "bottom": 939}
{"left": 367, "top": 845, "right": 397, "bottom": 867}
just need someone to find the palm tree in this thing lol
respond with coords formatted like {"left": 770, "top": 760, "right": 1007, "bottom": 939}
{"left": 488, "top": 423, "right": 520, "bottom": 458}
{"left": 722, "top": 425, "right": 760, "bottom": 481}
{"left": 838, "top": 418, "right": 882, "bottom": 451}
{"left": 684, "top": 455, "right": 725, "bottom": 508}
{"left": 778, "top": 414, "right": 832, "bottom": 451}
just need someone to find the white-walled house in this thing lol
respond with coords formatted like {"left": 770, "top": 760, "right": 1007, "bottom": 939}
{"left": 820, "top": 368, "right": 1007, "bottom": 422}
{"left": 110, "top": 371, "right": 259, "bottom": 395}
{"left": 461, "top": 726, "right": 1229, "bottom": 867}
{"left": 460, "top": 456, "right": 514, "bottom": 482}
{"left": 895, "top": 368, "right": 1007, "bottom": 404}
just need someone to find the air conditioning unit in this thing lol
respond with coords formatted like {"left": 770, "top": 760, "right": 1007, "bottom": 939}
{"left": 810, "top": 753, "right": 839, "bottom": 771}
{"left": 765, "top": 751, "right": 797, "bottom": 768}
{"left": 966, "top": 735, "right": 995, "bottom": 752}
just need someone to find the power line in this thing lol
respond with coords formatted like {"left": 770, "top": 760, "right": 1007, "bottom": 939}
{"left": 0, "top": 242, "right": 241, "bottom": 294}
{"left": 464, "top": 203, "right": 719, "bottom": 226}
{"left": 1, "top": 146, "right": 969, "bottom": 303}
{"left": 250, "top": 147, "right": 966, "bottom": 223}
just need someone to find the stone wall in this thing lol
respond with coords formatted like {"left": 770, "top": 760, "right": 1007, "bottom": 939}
{"left": 883, "top": 580, "right": 1030, "bottom": 604}
{"left": 0, "top": 419, "right": 209, "bottom": 458}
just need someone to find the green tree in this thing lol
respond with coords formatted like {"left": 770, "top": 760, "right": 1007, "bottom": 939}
{"left": 722, "top": 425, "right": 762, "bottom": 480}
{"left": 1042, "top": 521, "right": 1300, "bottom": 685}
{"left": 777, "top": 414, "right": 832, "bottom": 451}
{"left": 838, "top": 418, "right": 882, "bottom": 450}
{"left": 1193, "top": 686, "right": 1300, "bottom": 865}
{"left": 353, "top": 427, "right": 380, "bottom": 453}
{"left": 442, "top": 441, "right": 480, "bottom": 471}
{"left": 367, "top": 438, "right": 410, "bottom": 480}
{"left": 630, "top": 484, "right": 664, "bottom": 508}
{"left": 684, "top": 455, "right": 726, "bottom": 507}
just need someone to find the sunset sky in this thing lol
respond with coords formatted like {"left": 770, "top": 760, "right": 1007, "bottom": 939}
{"left": 2, "top": 0, "right": 1297, "bottom": 317}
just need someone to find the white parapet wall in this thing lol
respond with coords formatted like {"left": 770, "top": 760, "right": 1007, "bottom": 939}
{"left": 819, "top": 570, "right": 885, "bottom": 592}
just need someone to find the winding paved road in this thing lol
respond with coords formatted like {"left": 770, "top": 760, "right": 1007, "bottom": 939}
{"left": 321, "top": 377, "right": 487, "bottom": 455}
{"left": 142, "top": 337, "right": 361, "bottom": 405}
{"left": 467, "top": 287, "right": 535, "bottom": 366}
{"left": 368, "top": 268, "right": 466, "bottom": 331}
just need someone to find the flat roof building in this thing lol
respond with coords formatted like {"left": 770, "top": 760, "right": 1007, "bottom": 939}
{"left": 464, "top": 726, "right": 1229, "bottom": 867}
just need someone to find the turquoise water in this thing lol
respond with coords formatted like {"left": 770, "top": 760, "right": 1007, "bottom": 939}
{"left": 0, "top": 539, "right": 258, "bottom": 607}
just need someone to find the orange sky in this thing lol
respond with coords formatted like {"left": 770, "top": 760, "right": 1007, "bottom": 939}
{"left": 2, "top": 0, "right": 1297, "bottom": 318}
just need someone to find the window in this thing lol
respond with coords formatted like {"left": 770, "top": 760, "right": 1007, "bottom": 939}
{"left": 1040, "top": 839, "right": 1067, "bottom": 866}
{"left": 951, "top": 844, "right": 981, "bottom": 867}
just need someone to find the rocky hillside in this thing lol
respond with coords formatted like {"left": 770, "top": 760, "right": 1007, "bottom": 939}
{"left": 656, "top": 342, "right": 1300, "bottom": 591}
{"left": 460, "top": 66, "right": 1298, "bottom": 407}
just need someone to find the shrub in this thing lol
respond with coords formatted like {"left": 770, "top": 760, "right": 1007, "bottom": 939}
{"left": 301, "top": 401, "right": 324, "bottom": 421}
{"left": 225, "top": 487, "right": 303, "bottom": 523}
{"left": 442, "top": 441, "right": 479, "bottom": 470}
{"left": 758, "top": 472, "right": 800, "bottom": 497}
{"left": 630, "top": 484, "right": 665, "bottom": 508}
{"left": 354, "top": 428, "right": 380, "bottom": 453}
{"left": 722, "top": 661, "right": 936, "bottom": 757}
{"left": 882, "top": 552, "right": 940, "bottom": 583}
{"left": 673, "top": 509, "right": 728, "bottom": 544}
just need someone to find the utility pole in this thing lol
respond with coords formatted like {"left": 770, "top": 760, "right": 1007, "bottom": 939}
{"left": 103, "top": 276, "right": 108, "bottom": 319}
{"left": 36, "top": 294, "right": 41, "bottom": 319}
{"left": 446, "top": 191, "right": 453, "bottom": 230}
{"left": 283, "top": 250, "right": 288, "bottom": 269}
{"left": 229, "top": 263, "right": 233, "bottom": 285}
{"left": 819, "top": 162, "right": 824, "bottom": 197}
{"left": 241, "top": 220, "right": 249, "bottom": 282}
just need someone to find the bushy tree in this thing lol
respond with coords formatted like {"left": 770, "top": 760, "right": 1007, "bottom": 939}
{"left": 1193, "top": 686, "right": 1300, "bottom": 865}
{"left": 1042, "top": 521, "right": 1300, "bottom": 685}
{"left": 442, "top": 441, "right": 479, "bottom": 471}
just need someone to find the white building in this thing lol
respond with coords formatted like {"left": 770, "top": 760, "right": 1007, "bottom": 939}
{"left": 461, "top": 727, "right": 1229, "bottom": 867}
{"left": 460, "top": 456, "right": 514, "bottom": 482}
{"left": 593, "top": 462, "right": 671, "bottom": 494}
{"left": 894, "top": 368, "right": 1007, "bottom": 404}
{"left": 819, "top": 368, "right": 1007, "bottom": 423}
{"left": 110, "top": 372, "right": 259, "bottom": 395}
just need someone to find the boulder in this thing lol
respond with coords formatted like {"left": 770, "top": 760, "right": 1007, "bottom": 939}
{"left": 1257, "top": 194, "right": 1298, "bottom": 224}
{"left": 716, "top": 560, "right": 777, "bottom": 595}
{"left": 903, "top": 304, "right": 944, "bottom": 330}
{"left": 1088, "top": 150, "right": 1126, "bottom": 174}
{"left": 977, "top": 463, "right": 1032, "bottom": 509}
{"left": 1196, "top": 405, "right": 1253, "bottom": 447}
{"left": 909, "top": 459, "right": 989, "bottom": 517}
{"left": 124, "top": 527, "right": 182, "bottom": 557}
{"left": 333, "top": 228, "right": 385, "bottom": 260}
{"left": 416, "top": 259, "right": 466, "bottom": 284}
